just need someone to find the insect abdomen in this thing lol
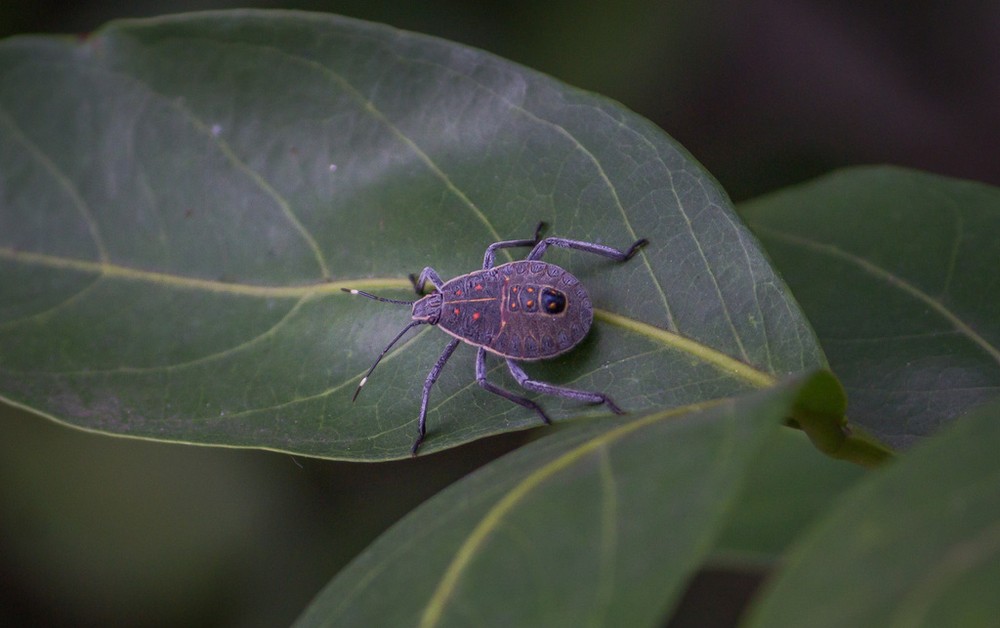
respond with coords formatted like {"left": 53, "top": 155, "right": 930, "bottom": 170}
{"left": 493, "top": 261, "right": 592, "bottom": 359}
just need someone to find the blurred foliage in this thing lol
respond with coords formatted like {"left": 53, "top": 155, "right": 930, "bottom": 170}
{"left": 0, "top": 402, "right": 531, "bottom": 626}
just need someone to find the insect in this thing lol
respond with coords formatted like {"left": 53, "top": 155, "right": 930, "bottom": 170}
{"left": 343, "top": 223, "right": 648, "bottom": 455}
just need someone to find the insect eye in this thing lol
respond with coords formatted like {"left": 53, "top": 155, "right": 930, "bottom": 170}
{"left": 541, "top": 288, "right": 566, "bottom": 315}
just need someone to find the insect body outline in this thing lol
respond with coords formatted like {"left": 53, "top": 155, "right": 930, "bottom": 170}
{"left": 344, "top": 223, "right": 648, "bottom": 455}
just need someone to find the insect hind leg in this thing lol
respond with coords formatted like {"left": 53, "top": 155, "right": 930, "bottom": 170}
{"left": 527, "top": 235, "right": 647, "bottom": 262}
{"left": 506, "top": 359, "right": 625, "bottom": 415}
{"left": 476, "top": 348, "right": 552, "bottom": 424}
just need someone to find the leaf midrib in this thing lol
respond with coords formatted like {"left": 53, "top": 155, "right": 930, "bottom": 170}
{"left": 4, "top": 24, "right": 776, "bottom": 390}
{"left": 0, "top": 245, "right": 776, "bottom": 386}
{"left": 416, "top": 398, "right": 730, "bottom": 628}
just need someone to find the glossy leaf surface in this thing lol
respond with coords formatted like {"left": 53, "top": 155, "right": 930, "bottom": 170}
{"left": 713, "top": 427, "right": 866, "bottom": 562}
{"left": 745, "top": 396, "right": 1000, "bottom": 628}
{"left": 295, "top": 372, "right": 839, "bottom": 627}
{"left": 743, "top": 167, "right": 1000, "bottom": 449}
{"left": 0, "top": 11, "right": 821, "bottom": 459}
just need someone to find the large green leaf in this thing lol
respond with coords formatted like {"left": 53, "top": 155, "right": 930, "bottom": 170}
{"left": 742, "top": 167, "right": 1000, "bottom": 449}
{"left": 712, "top": 426, "right": 867, "bottom": 563}
{"left": 744, "top": 396, "right": 1000, "bottom": 628}
{"left": 0, "top": 10, "right": 822, "bottom": 459}
{"left": 295, "top": 372, "right": 840, "bottom": 627}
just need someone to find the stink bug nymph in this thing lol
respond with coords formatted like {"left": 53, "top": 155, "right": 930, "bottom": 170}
{"left": 343, "top": 223, "right": 648, "bottom": 455}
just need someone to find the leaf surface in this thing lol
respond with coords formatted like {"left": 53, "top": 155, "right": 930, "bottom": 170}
{"left": 712, "top": 427, "right": 867, "bottom": 562}
{"left": 742, "top": 166, "right": 1000, "bottom": 449}
{"left": 744, "top": 396, "right": 1000, "bottom": 628}
{"left": 295, "top": 372, "right": 839, "bottom": 627}
{"left": 0, "top": 11, "right": 821, "bottom": 459}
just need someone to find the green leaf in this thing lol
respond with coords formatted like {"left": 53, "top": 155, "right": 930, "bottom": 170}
{"left": 742, "top": 166, "right": 1000, "bottom": 449}
{"left": 0, "top": 10, "right": 821, "bottom": 459}
{"left": 712, "top": 427, "right": 867, "bottom": 563}
{"left": 743, "top": 396, "right": 1000, "bottom": 628}
{"left": 294, "top": 371, "right": 840, "bottom": 627}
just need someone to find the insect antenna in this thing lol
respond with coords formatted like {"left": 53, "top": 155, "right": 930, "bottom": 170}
{"left": 350, "top": 319, "right": 425, "bottom": 401}
{"left": 340, "top": 288, "right": 415, "bottom": 306}
{"left": 343, "top": 288, "right": 420, "bottom": 401}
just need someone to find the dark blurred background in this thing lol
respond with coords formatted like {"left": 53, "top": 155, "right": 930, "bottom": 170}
{"left": 1, "top": 1, "right": 997, "bottom": 626}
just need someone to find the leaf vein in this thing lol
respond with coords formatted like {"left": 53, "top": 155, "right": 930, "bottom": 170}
{"left": 392, "top": 54, "right": 679, "bottom": 330}
{"left": 757, "top": 226, "right": 1000, "bottom": 366}
{"left": 418, "top": 399, "right": 726, "bottom": 628}
{"left": 248, "top": 41, "right": 510, "bottom": 255}
{"left": 104, "top": 61, "right": 333, "bottom": 280}
{"left": 0, "top": 104, "right": 110, "bottom": 263}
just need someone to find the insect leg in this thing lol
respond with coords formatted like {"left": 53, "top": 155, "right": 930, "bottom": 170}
{"left": 526, "top": 236, "right": 648, "bottom": 262}
{"left": 412, "top": 338, "right": 461, "bottom": 456}
{"left": 506, "top": 359, "right": 625, "bottom": 415}
{"left": 409, "top": 267, "right": 445, "bottom": 294}
{"left": 481, "top": 222, "right": 546, "bottom": 269}
{"left": 476, "top": 347, "right": 552, "bottom": 424}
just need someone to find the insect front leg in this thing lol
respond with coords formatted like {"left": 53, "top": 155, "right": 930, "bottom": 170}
{"left": 476, "top": 347, "right": 552, "bottom": 425}
{"left": 481, "top": 222, "right": 546, "bottom": 269}
{"left": 409, "top": 267, "right": 445, "bottom": 294}
{"left": 412, "top": 338, "right": 461, "bottom": 456}
{"left": 527, "top": 235, "right": 648, "bottom": 262}
{"left": 506, "top": 359, "right": 625, "bottom": 415}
